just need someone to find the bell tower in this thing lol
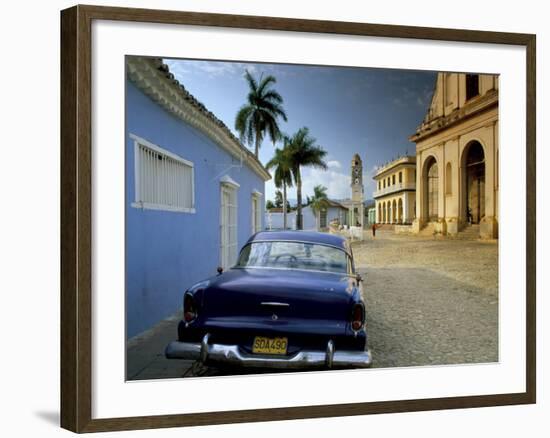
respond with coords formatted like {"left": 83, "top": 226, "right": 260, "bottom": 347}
{"left": 351, "top": 153, "right": 364, "bottom": 203}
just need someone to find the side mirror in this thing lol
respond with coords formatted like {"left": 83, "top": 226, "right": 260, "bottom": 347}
{"left": 217, "top": 266, "right": 224, "bottom": 275}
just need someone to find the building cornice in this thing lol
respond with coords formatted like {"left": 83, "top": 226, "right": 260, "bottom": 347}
{"left": 373, "top": 182, "right": 416, "bottom": 199}
{"left": 414, "top": 111, "right": 498, "bottom": 153}
{"left": 127, "top": 57, "right": 271, "bottom": 182}
{"left": 409, "top": 90, "right": 498, "bottom": 143}
{"left": 373, "top": 156, "right": 416, "bottom": 179}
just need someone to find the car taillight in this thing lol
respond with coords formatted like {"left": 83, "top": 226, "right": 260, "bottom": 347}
{"left": 183, "top": 293, "right": 197, "bottom": 323}
{"left": 351, "top": 303, "right": 365, "bottom": 331}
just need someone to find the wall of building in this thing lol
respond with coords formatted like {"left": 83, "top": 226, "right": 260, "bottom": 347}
{"left": 367, "top": 208, "right": 376, "bottom": 225}
{"left": 373, "top": 158, "right": 417, "bottom": 225}
{"left": 412, "top": 73, "right": 499, "bottom": 238}
{"left": 126, "top": 80, "right": 265, "bottom": 338}
{"left": 375, "top": 165, "right": 415, "bottom": 192}
{"left": 283, "top": 205, "right": 348, "bottom": 231}
{"left": 375, "top": 191, "right": 415, "bottom": 224}
{"left": 428, "top": 73, "right": 498, "bottom": 118}
{"left": 266, "top": 210, "right": 296, "bottom": 230}
{"left": 326, "top": 206, "right": 347, "bottom": 227}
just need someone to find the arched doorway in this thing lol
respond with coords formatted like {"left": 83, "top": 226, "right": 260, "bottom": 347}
{"left": 398, "top": 198, "right": 403, "bottom": 223}
{"left": 378, "top": 203, "right": 382, "bottom": 224}
{"left": 424, "top": 156, "right": 439, "bottom": 221}
{"left": 463, "top": 141, "right": 485, "bottom": 224}
{"left": 382, "top": 202, "right": 386, "bottom": 223}
{"left": 392, "top": 200, "right": 397, "bottom": 223}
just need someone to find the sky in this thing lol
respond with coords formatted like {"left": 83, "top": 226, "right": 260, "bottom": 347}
{"left": 164, "top": 58, "right": 437, "bottom": 203}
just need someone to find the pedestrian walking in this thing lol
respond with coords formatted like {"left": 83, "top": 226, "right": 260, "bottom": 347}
{"left": 371, "top": 223, "right": 376, "bottom": 238}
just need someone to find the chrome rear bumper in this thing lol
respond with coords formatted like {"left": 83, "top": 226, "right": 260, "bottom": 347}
{"left": 165, "top": 334, "right": 372, "bottom": 369}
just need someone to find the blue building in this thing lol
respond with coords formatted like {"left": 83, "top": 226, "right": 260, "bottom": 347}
{"left": 125, "top": 57, "right": 270, "bottom": 339}
{"left": 301, "top": 200, "right": 349, "bottom": 231}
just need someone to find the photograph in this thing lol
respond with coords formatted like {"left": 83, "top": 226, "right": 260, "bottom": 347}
{"left": 125, "top": 55, "right": 499, "bottom": 380}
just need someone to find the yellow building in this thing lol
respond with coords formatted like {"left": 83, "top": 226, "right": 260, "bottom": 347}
{"left": 373, "top": 156, "right": 416, "bottom": 224}
{"left": 409, "top": 72, "right": 499, "bottom": 239}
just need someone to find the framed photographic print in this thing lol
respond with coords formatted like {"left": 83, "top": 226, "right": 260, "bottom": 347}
{"left": 60, "top": 4, "right": 536, "bottom": 433}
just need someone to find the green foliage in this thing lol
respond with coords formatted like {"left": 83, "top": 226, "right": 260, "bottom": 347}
{"left": 309, "top": 185, "right": 329, "bottom": 216}
{"left": 235, "top": 70, "right": 288, "bottom": 157}
{"left": 266, "top": 146, "right": 294, "bottom": 192}
{"left": 283, "top": 127, "right": 328, "bottom": 229}
{"left": 273, "top": 190, "right": 291, "bottom": 210}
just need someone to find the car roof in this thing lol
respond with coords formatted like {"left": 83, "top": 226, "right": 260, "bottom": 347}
{"left": 248, "top": 231, "right": 350, "bottom": 253}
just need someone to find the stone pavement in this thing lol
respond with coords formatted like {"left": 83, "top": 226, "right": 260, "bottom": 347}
{"left": 362, "top": 266, "right": 498, "bottom": 368}
{"left": 126, "top": 312, "right": 192, "bottom": 380}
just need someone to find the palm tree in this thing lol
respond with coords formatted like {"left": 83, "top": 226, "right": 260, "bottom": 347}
{"left": 235, "top": 70, "right": 288, "bottom": 157}
{"left": 286, "top": 127, "right": 328, "bottom": 230}
{"left": 266, "top": 146, "right": 294, "bottom": 230}
{"left": 309, "top": 185, "right": 329, "bottom": 230}
{"left": 274, "top": 190, "right": 284, "bottom": 208}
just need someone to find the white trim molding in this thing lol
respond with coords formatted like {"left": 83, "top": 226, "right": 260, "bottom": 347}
{"left": 220, "top": 174, "right": 240, "bottom": 189}
{"left": 130, "top": 133, "right": 194, "bottom": 167}
{"left": 251, "top": 191, "right": 263, "bottom": 234}
{"left": 127, "top": 57, "right": 271, "bottom": 182}
{"left": 131, "top": 202, "right": 196, "bottom": 214}
{"left": 131, "top": 133, "right": 196, "bottom": 214}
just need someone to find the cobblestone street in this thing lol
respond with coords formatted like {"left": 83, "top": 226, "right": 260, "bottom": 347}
{"left": 355, "top": 231, "right": 498, "bottom": 368}
{"left": 127, "top": 230, "right": 498, "bottom": 379}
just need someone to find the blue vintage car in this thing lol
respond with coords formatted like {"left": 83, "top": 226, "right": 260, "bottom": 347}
{"left": 165, "top": 231, "right": 372, "bottom": 370}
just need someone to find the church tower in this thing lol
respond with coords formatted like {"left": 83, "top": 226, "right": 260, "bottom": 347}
{"left": 348, "top": 153, "right": 364, "bottom": 228}
{"left": 351, "top": 153, "right": 364, "bottom": 203}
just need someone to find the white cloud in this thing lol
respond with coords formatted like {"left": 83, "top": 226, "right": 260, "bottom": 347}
{"left": 301, "top": 167, "right": 351, "bottom": 200}
{"left": 265, "top": 164, "right": 380, "bottom": 203}
{"left": 326, "top": 160, "right": 342, "bottom": 169}
{"left": 164, "top": 59, "right": 288, "bottom": 82}
{"left": 363, "top": 165, "right": 380, "bottom": 199}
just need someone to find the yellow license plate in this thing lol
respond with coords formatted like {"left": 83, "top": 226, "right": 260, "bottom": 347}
{"left": 252, "top": 336, "right": 288, "bottom": 355}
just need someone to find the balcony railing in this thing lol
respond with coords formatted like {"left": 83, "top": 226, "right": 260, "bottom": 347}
{"left": 373, "top": 182, "right": 416, "bottom": 198}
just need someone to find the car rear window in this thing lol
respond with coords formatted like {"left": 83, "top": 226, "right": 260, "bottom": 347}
{"left": 236, "top": 241, "right": 350, "bottom": 274}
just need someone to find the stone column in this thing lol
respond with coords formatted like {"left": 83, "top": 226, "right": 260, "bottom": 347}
{"left": 480, "top": 122, "right": 498, "bottom": 239}
{"left": 403, "top": 193, "right": 409, "bottom": 224}
{"left": 445, "top": 138, "right": 460, "bottom": 235}
{"left": 437, "top": 150, "right": 447, "bottom": 235}
{"left": 412, "top": 151, "right": 423, "bottom": 233}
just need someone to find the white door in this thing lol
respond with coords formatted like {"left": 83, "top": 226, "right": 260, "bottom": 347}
{"left": 220, "top": 185, "right": 238, "bottom": 269}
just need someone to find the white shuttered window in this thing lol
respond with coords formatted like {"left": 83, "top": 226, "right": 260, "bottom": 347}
{"left": 131, "top": 134, "right": 195, "bottom": 213}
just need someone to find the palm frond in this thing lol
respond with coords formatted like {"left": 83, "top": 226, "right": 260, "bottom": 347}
{"left": 257, "top": 74, "right": 278, "bottom": 95}
{"left": 236, "top": 70, "right": 287, "bottom": 156}
{"left": 261, "top": 90, "right": 284, "bottom": 105}
{"left": 235, "top": 105, "right": 253, "bottom": 141}
{"left": 244, "top": 70, "right": 258, "bottom": 93}
{"left": 266, "top": 148, "right": 294, "bottom": 189}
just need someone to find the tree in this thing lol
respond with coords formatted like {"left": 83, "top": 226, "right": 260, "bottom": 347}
{"left": 235, "top": 70, "right": 288, "bottom": 157}
{"left": 265, "top": 199, "right": 275, "bottom": 210}
{"left": 274, "top": 190, "right": 290, "bottom": 210}
{"left": 274, "top": 190, "right": 283, "bottom": 208}
{"left": 309, "top": 185, "right": 329, "bottom": 230}
{"left": 266, "top": 147, "right": 294, "bottom": 230}
{"left": 286, "top": 127, "right": 328, "bottom": 230}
